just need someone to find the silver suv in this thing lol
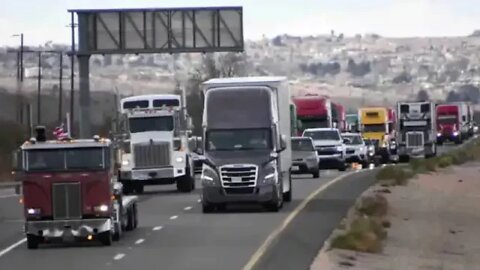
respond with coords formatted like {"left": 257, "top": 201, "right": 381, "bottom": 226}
{"left": 291, "top": 137, "right": 320, "bottom": 178}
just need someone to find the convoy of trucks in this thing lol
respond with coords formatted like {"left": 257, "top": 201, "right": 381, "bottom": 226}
{"left": 117, "top": 94, "right": 195, "bottom": 194}
{"left": 199, "top": 77, "right": 293, "bottom": 212}
{"left": 10, "top": 73, "right": 480, "bottom": 250}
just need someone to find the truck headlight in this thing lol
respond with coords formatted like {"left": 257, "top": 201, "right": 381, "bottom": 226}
{"left": 27, "top": 208, "right": 41, "bottom": 215}
{"left": 122, "top": 160, "right": 129, "bottom": 166}
{"left": 175, "top": 157, "right": 184, "bottom": 163}
{"left": 437, "top": 133, "right": 441, "bottom": 137}
{"left": 201, "top": 164, "right": 218, "bottom": 185}
{"left": 262, "top": 161, "right": 277, "bottom": 183}
{"left": 94, "top": 204, "right": 109, "bottom": 212}
{"left": 453, "top": 131, "right": 459, "bottom": 136}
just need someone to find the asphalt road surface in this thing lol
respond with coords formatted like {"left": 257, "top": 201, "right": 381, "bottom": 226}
{"left": 0, "top": 143, "right": 470, "bottom": 270}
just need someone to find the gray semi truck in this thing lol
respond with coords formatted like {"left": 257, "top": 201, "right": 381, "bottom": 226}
{"left": 199, "top": 77, "right": 293, "bottom": 212}
{"left": 397, "top": 101, "right": 437, "bottom": 162}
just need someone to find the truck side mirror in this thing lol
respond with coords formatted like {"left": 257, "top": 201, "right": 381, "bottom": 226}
{"left": 12, "top": 150, "right": 22, "bottom": 172}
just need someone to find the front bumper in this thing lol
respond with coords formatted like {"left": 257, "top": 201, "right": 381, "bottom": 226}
{"left": 202, "top": 184, "right": 276, "bottom": 204}
{"left": 398, "top": 146, "right": 424, "bottom": 157}
{"left": 25, "top": 218, "right": 111, "bottom": 238}
{"left": 346, "top": 154, "right": 367, "bottom": 163}
{"left": 318, "top": 154, "right": 345, "bottom": 169}
{"left": 292, "top": 160, "right": 318, "bottom": 173}
{"left": 120, "top": 166, "right": 185, "bottom": 181}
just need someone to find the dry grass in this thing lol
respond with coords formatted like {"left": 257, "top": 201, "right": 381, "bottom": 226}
{"left": 331, "top": 194, "right": 389, "bottom": 253}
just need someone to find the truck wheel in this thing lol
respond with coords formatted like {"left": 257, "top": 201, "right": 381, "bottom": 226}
{"left": 283, "top": 171, "right": 293, "bottom": 202}
{"left": 338, "top": 162, "right": 347, "bottom": 171}
{"left": 99, "top": 231, "right": 112, "bottom": 246}
{"left": 399, "top": 155, "right": 410, "bottom": 163}
{"left": 126, "top": 206, "right": 135, "bottom": 231}
{"left": 122, "top": 182, "right": 134, "bottom": 195}
{"left": 266, "top": 184, "right": 283, "bottom": 212}
{"left": 113, "top": 222, "right": 121, "bottom": 241}
{"left": 202, "top": 201, "right": 215, "bottom": 213}
{"left": 176, "top": 166, "right": 194, "bottom": 193}
{"left": 134, "top": 184, "right": 144, "bottom": 194}
{"left": 312, "top": 170, "right": 319, "bottom": 178}
{"left": 132, "top": 204, "right": 138, "bottom": 229}
{"left": 26, "top": 234, "right": 39, "bottom": 249}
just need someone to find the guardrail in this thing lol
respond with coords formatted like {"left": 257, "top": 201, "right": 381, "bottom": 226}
{"left": 0, "top": 181, "right": 21, "bottom": 194}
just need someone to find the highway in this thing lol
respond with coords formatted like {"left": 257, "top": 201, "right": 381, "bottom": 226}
{"left": 0, "top": 143, "right": 466, "bottom": 270}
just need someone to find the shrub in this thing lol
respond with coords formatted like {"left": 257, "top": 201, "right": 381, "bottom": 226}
{"left": 331, "top": 216, "right": 385, "bottom": 253}
{"left": 437, "top": 155, "right": 453, "bottom": 168}
{"left": 357, "top": 194, "right": 388, "bottom": 217}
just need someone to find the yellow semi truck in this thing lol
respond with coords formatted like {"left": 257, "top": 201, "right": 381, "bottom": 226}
{"left": 358, "top": 107, "right": 395, "bottom": 163}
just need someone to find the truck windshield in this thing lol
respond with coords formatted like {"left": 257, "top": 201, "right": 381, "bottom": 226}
{"left": 362, "top": 124, "right": 386, "bottom": 133}
{"left": 300, "top": 119, "right": 330, "bottom": 129}
{"left": 26, "top": 147, "right": 106, "bottom": 172}
{"left": 206, "top": 129, "right": 272, "bottom": 151}
{"left": 291, "top": 139, "right": 314, "bottom": 151}
{"left": 303, "top": 130, "right": 340, "bottom": 141}
{"left": 129, "top": 116, "right": 173, "bottom": 133}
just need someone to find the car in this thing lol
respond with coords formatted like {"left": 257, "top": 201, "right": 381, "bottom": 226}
{"left": 341, "top": 132, "right": 370, "bottom": 167}
{"left": 291, "top": 137, "right": 320, "bottom": 178}
{"left": 302, "top": 128, "right": 347, "bottom": 171}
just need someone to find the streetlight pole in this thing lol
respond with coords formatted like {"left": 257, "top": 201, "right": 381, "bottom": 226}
{"left": 37, "top": 51, "right": 42, "bottom": 125}
{"left": 58, "top": 53, "right": 63, "bottom": 123}
{"left": 68, "top": 13, "right": 77, "bottom": 136}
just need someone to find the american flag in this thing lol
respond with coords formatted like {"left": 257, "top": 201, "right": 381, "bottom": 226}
{"left": 53, "top": 124, "right": 68, "bottom": 139}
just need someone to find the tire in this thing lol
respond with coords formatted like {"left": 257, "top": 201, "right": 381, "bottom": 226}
{"left": 134, "top": 184, "right": 144, "bottom": 194}
{"left": 312, "top": 170, "right": 319, "bottom": 178}
{"left": 176, "top": 166, "right": 194, "bottom": 193}
{"left": 283, "top": 171, "right": 292, "bottom": 202}
{"left": 266, "top": 184, "right": 283, "bottom": 212}
{"left": 126, "top": 206, "right": 135, "bottom": 231}
{"left": 99, "top": 230, "right": 112, "bottom": 246}
{"left": 113, "top": 222, "right": 121, "bottom": 241}
{"left": 26, "top": 234, "right": 39, "bottom": 249}
{"left": 133, "top": 204, "right": 138, "bottom": 229}
{"left": 122, "top": 182, "right": 134, "bottom": 195}
{"left": 202, "top": 201, "right": 215, "bottom": 213}
{"left": 216, "top": 203, "right": 227, "bottom": 212}
{"left": 338, "top": 162, "right": 347, "bottom": 172}
{"left": 437, "top": 140, "right": 443, "bottom": 146}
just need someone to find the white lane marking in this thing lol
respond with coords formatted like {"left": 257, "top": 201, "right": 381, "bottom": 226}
{"left": 184, "top": 206, "right": 192, "bottom": 211}
{"left": 113, "top": 253, "right": 126, "bottom": 260}
{"left": 135, "top": 238, "right": 145, "bottom": 245}
{"left": 0, "top": 194, "right": 18, "bottom": 199}
{"left": 0, "top": 238, "right": 26, "bottom": 258}
{"left": 152, "top": 226, "right": 163, "bottom": 231}
{"left": 169, "top": 215, "right": 178, "bottom": 220}
{"left": 242, "top": 171, "right": 358, "bottom": 270}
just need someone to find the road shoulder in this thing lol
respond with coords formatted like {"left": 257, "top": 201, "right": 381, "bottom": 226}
{"left": 311, "top": 162, "right": 480, "bottom": 270}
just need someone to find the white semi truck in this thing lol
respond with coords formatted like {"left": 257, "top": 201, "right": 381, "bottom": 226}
{"left": 117, "top": 94, "right": 195, "bottom": 194}
{"left": 199, "top": 77, "right": 293, "bottom": 212}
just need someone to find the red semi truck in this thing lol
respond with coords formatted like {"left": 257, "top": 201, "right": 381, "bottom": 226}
{"left": 15, "top": 127, "right": 139, "bottom": 249}
{"left": 436, "top": 103, "right": 464, "bottom": 144}
{"left": 292, "top": 95, "right": 332, "bottom": 134}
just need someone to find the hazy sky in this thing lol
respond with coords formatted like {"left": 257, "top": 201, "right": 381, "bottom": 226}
{"left": 0, "top": 0, "right": 478, "bottom": 46}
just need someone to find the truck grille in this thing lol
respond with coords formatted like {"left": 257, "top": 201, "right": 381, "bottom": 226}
{"left": 220, "top": 164, "right": 257, "bottom": 188}
{"left": 133, "top": 142, "right": 170, "bottom": 168}
{"left": 406, "top": 132, "right": 424, "bottom": 148}
{"left": 52, "top": 182, "right": 82, "bottom": 220}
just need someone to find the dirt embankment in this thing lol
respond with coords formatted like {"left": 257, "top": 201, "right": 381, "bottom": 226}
{"left": 311, "top": 163, "right": 480, "bottom": 270}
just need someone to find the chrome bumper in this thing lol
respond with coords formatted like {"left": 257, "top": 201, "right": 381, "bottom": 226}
{"left": 121, "top": 166, "right": 185, "bottom": 180}
{"left": 25, "top": 218, "right": 111, "bottom": 238}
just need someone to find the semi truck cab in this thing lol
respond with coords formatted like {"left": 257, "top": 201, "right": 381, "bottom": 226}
{"left": 16, "top": 127, "right": 138, "bottom": 249}
{"left": 200, "top": 77, "right": 293, "bottom": 213}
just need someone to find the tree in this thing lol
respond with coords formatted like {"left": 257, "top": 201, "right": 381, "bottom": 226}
{"left": 185, "top": 52, "right": 247, "bottom": 135}
{"left": 416, "top": 89, "right": 430, "bottom": 101}
{"left": 446, "top": 90, "right": 461, "bottom": 102}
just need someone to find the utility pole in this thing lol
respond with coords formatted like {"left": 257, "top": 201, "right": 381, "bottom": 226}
{"left": 20, "top": 33, "right": 24, "bottom": 82}
{"left": 69, "top": 13, "right": 77, "bottom": 136}
{"left": 58, "top": 53, "right": 63, "bottom": 123}
{"left": 37, "top": 51, "right": 42, "bottom": 125}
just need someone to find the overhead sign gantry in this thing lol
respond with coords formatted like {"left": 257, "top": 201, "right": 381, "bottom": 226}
{"left": 68, "top": 6, "right": 244, "bottom": 137}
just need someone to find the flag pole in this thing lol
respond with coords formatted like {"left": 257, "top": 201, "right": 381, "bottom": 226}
{"left": 66, "top": 112, "right": 71, "bottom": 137}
